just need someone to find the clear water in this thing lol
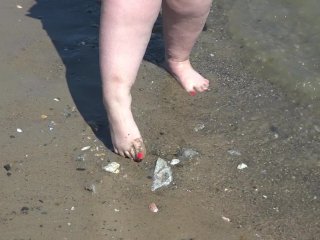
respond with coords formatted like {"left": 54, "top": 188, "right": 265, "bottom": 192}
{"left": 222, "top": 0, "right": 320, "bottom": 104}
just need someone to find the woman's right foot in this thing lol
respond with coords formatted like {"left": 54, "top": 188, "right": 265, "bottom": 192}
{"left": 104, "top": 87, "right": 146, "bottom": 162}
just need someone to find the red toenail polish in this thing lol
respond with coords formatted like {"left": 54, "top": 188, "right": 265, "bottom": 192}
{"left": 189, "top": 91, "right": 196, "bottom": 96}
{"left": 137, "top": 152, "right": 144, "bottom": 160}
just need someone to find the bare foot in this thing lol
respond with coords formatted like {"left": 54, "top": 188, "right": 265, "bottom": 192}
{"left": 104, "top": 89, "right": 146, "bottom": 162}
{"left": 165, "top": 59, "right": 209, "bottom": 96}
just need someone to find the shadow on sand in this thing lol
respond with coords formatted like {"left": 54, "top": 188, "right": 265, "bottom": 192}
{"left": 27, "top": 0, "right": 165, "bottom": 150}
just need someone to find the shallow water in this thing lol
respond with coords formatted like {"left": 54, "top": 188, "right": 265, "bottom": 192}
{"left": 222, "top": 0, "right": 320, "bottom": 104}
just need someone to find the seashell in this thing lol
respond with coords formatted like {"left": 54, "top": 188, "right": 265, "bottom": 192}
{"left": 81, "top": 146, "right": 91, "bottom": 151}
{"left": 149, "top": 202, "right": 158, "bottom": 213}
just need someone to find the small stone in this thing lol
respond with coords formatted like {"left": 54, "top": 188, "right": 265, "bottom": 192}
{"left": 41, "top": 115, "right": 48, "bottom": 119}
{"left": 76, "top": 162, "right": 86, "bottom": 171}
{"left": 48, "top": 121, "right": 56, "bottom": 131}
{"left": 76, "top": 153, "right": 87, "bottom": 161}
{"left": 4, "top": 164, "right": 11, "bottom": 171}
{"left": 84, "top": 184, "right": 96, "bottom": 194}
{"left": 314, "top": 125, "right": 320, "bottom": 133}
{"left": 17, "top": 128, "right": 23, "bottom": 133}
{"left": 194, "top": 123, "right": 205, "bottom": 132}
{"left": 17, "top": 5, "right": 23, "bottom": 9}
{"left": 76, "top": 153, "right": 87, "bottom": 170}
{"left": 227, "top": 150, "right": 241, "bottom": 156}
{"left": 21, "top": 207, "right": 29, "bottom": 214}
{"left": 103, "top": 162, "right": 120, "bottom": 174}
{"left": 237, "top": 163, "right": 248, "bottom": 170}
{"left": 179, "top": 148, "right": 199, "bottom": 160}
{"left": 53, "top": 98, "right": 60, "bottom": 102}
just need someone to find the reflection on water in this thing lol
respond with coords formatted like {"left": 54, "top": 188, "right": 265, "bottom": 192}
{"left": 223, "top": 0, "right": 320, "bottom": 104}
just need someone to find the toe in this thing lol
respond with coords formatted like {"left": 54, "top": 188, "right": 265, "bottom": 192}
{"left": 124, "top": 150, "right": 132, "bottom": 159}
{"left": 189, "top": 90, "right": 197, "bottom": 96}
{"left": 129, "top": 148, "right": 136, "bottom": 160}
{"left": 133, "top": 138, "right": 146, "bottom": 162}
{"left": 114, "top": 148, "right": 119, "bottom": 154}
{"left": 119, "top": 151, "right": 125, "bottom": 158}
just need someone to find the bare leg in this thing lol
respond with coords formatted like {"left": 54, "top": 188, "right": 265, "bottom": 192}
{"left": 100, "top": 0, "right": 161, "bottom": 160}
{"left": 162, "top": 0, "right": 212, "bottom": 96}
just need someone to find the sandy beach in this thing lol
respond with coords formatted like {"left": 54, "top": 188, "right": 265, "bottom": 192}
{"left": 1, "top": 0, "right": 319, "bottom": 239}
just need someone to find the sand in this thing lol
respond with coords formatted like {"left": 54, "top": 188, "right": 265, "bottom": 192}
{"left": 0, "top": 0, "right": 319, "bottom": 239}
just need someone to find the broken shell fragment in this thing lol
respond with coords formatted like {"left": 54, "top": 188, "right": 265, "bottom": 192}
{"left": 222, "top": 216, "right": 231, "bottom": 222}
{"left": 81, "top": 146, "right": 91, "bottom": 151}
{"left": 149, "top": 202, "right": 159, "bottom": 213}
{"left": 151, "top": 158, "right": 173, "bottom": 191}
{"left": 237, "top": 163, "right": 248, "bottom": 170}
{"left": 103, "top": 162, "right": 120, "bottom": 174}
{"left": 170, "top": 159, "right": 180, "bottom": 165}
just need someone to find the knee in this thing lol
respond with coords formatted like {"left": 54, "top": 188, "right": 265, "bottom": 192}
{"left": 165, "top": 0, "right": 212, "bottom": 18}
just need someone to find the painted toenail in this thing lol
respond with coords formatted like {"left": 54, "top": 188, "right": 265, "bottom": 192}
{"left": 137, "top": 152, "right": 144, "bottom": 160}
{"left": 189, "top": 91, "right": 196, "bottom": 96}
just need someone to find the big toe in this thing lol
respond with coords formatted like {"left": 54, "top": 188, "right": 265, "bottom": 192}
{"left": 132, "top": 138, "right": 146, "bottom": 162}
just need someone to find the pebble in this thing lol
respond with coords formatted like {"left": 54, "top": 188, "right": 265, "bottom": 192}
{"left": 16, "top": 128, "right": 23, "bottom": 133}
{"left": 76, "top": 153, "right": 87, "bottom": 161}
{"left": 48, "top": 121, "right": 56, "bottom": 131}
{"left": 84, "top": 184, "right": 96, "bottom": 194}
{"left": 179, "top": 148, "right": 199, "bottom": 160}
{"left": 227, "top": 149, "right": 241, "bottom": 156}
{"left": 103, "top": 162, "right": 120, "bottom": 174}
{"left": 237, "top": 163, "right": 248, "bottom": 170}
{"left": 21, "top": 206, "right": 29, "bottom": 214}
{"left": 194, "top": 123, "right": 205, "bottom": 132}
{"left": 76, "top": 158, "right": 86, "bottom": 171}
{"left": 3, "top": 164, "right": 11, "bottom": 171}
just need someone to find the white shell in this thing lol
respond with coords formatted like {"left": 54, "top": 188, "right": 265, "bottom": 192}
{"left": 222, "top": 216, "right": 231, "bottom": 222}
{"left": 237, "top": 163, "right": 248, "bottom": 170}
{"left": 81, "top": 146, "right": 91, "bottom": 151}
{"left": 103, "top": 162, "right": 120, "bottom": 174}
{"left": 170, "top": 159, "right": 180, "bottom": 165}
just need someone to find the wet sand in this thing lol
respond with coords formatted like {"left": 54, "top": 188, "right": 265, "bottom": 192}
{"left": 0, "top": 0, "right": 319, "bottom": 239}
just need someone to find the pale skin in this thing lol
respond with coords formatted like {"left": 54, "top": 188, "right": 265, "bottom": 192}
{"left": 100, "top": 0, "right": 212, "bottom": 161}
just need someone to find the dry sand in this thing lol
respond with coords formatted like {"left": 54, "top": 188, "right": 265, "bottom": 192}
{"left": 1, "top": 0, "right": 319, "bottom": 239}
